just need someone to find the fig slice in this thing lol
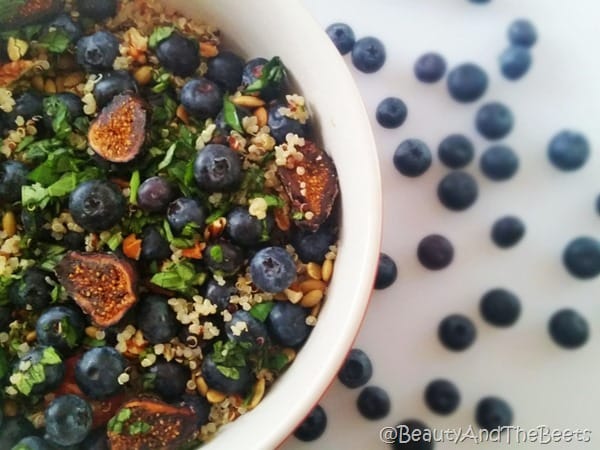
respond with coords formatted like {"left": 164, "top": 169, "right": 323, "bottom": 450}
{"left": 88, "top": 94, "right": 147, "bottom": 163}
{"left": 276, "top": 140, "right": 339, "bottom": 231}
{"left": 0, "top": 0, "right": 64, "bottom": 28}
{"left": 55, "top": 252, "right": 138, "bottom": 328}
{"left": 107, "top": 398, "right": 197, "bottom": 450}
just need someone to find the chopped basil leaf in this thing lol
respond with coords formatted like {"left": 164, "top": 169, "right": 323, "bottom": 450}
{"left": 249, "top": 302, "right": 274, "bottom": 322}
{"left": 244, "top": 56, "right": 285, "bottom": 93}
{"left": 129, "top": 170, "right": 140, "bottom": 205}
{"left": 117, "top": 408, "right": 132, "bottom": 422}
{"left": 129, "top": 420, "right": 152, "bottom": 435}
{"left": 222, "top": 96, "right": 243, "bottom": 133}
{"left": 157, "top": 143, "right": 177, "bottom": 170}
{"left": 106, "top": 232, "right": 123, "bottom": 251}
{"left": 40, "top": 346, "right": 62, "bottom": 365}
{"left": 151, "top": 94, "right": 177, "bottom": 126}
{"left": 0, "top": 0, "right": 25, "bottom": 23}
{"left": 0, "top": 275, "right": 14, "bottom": 305}
{"left": 292, "top": 211, "right": 304, "bottom": 220}
{"left": 22, "top": 183, "right": 51, "bottom": 209}
{"left": 265, "top": 352, "right": 289, "bottom": 371}
{"left": 39, "top": 245, "right": 67, "bottom": 271}
{"left": 46, "top": 172, "right": 78, "bottom": 197}
{"left": 148, "top": 26, "right": 174, "bottom": 49}
{"left": 216, "top": 365, "right": 240, "bottom": 380}
{"left": 242, "top": 166, "right": 265, "bottom": 193}
{"left": 209, "top": 245, "right": 223, "bottom": 263}
{"left": 43, "top": 96, "right": 72, "bottom": 140}
{"left": 83, "top": 336, "right": 106, "bottom": 347}
{"left": 150, "top": 261, "right": 202, "bottom": 294}
{"left": 151, "top": 69, "right": 172, "bottom": 94}
{"left": 211, "top": 340, "right": 251, "bottom": 368}
{"left": 15, "top": 135, "right": 35, "bottom": 153}
{"left": 39, "top": 28, "right": 71, "bottom": 53}
{"left": 162, "top": 219, "right": 175, "bottom": 243}
{"left": 60, "top": 318, "right": 79, "bottom": 348}
{"left": 262, "top": 194, "right": 284, "bottom": 208}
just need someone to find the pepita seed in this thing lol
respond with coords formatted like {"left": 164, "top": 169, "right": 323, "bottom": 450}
{"left": 200, "top": 42, "right": 219, "bottom": 58}
{"left": 232, "top": 95, "right": 265, "bottom": 108}
{"left": 85, "top": 326, "right": 99, "bottom": 339}
{"left": 248, "top": 377, "right": 266, "bottom": 410}
{"left": 63, "top": 72, "right": 85, "bottom": 88}
{"left": 300, "top": 289, "right": 323, "bottom": 308}
{"left": 306, "top": 262, "right": 322, "bottom": 280}
{"left": 322, "top": 258, "right": 334, "bottom": 282}
{"left": 206, "top": 388, "right": 226, "bottom": 403}
{"left": 31, "top": 75, "right": 45, "bottom": 91}
{"left": 2, "top": 211, "right": 17, "bottom": 237}
{"left": 196, "top": 376, "right": 208, "bottom": 396}
{"left": 299, "top": 279, "right": 326, "bottom": 293}
{"left": 55, "top": 76, "right": 65, "bottom": 92}
{"left": 44, "top": 79, "right": 57, "bottom": 94}
{"left": 253, "top": 106, "right": 267, "bottom": 127}
{"left": 133, "top": 66, "right": 153, "bottom": 86}
{"left": 25, "top": 331, "right": 37, "bottom": 343}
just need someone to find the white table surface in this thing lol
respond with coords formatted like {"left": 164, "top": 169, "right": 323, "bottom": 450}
{"left": 282, "top": 0, "right": 600, "bottom": 449}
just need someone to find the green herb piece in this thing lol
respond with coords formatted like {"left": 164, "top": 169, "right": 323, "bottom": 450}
{"left": 216, "top": 365, "right": 240, "bottom": 380}
{"left": 292, "top": 211, "right": 304, "bottom": 221}
{"left": 241, "top": 166, "right": 265, "bottom": 193}
{"left": 150, "top": 94, "right": 177, "bottom": 125}
{"left": 151, "top": 69, "right": 172, "bottom": 94}
{"left": 171, "top": 237, "right": 195, "bottom": 249}
{"left": 150, "top": 261, "right": 202, "bottom": 294}
{"left": 129, "top": 170, "right": 140, "bottom": 205}
{"left": 43, "top": 96, "right": 72, "bottom": 140}
{"left": 83, "top": 336, "right": 106, "bottom": 347}
{"left": 0, "top": 0, "right": 25, "bottom": 23}
{"left": 249, "top": 302, "right": 274, "bottom": 322}
{"left": 262, "top": 194, "right": 284, "bottom": 208}
{"left": 60, "top": 318, "right": 79, "bottom": 348}
{"left": 128, "top": 420, "right": 152, "bottom": 435}
{"left": 39, "top": 28, "right": 71, "bottom": 53}
{"left": 40, "top": 346, "right": 62, "bottom": 365}
{"left": 222, "top": 96, "right": 243, "bottom": 133}
{"left": 148, "top": 26, "right": 174, "bottom": 49}
{"left": 73, "top": 116, "right": 90, "bottom": 134}
{"left": 46, "top": 172, "right": 78, "bottom": 197}
{"left": 116, "top": 407, "right": 132, "bottom": 422}
{"left": 0, "top": 275, "right": 14, "bottom": 305}
{"left": 211, "top": 340, "right": 251, "bottom": 368}
{"left": 21, "top": 183, "right": 51, "bottom": 209}
{"left": 265, "top": 352, "right": 290, "bottom": 371}
{"left": 50, "top": 283, "right": 64, "bottom": 303}
{"left": 157, "top": 142, "right": 177, "bottom": 170}
{"left": 142, "top": 372, "right": 156, "bottom": 391}
{"left": 162, "top": 219, "right": 174, "bottom": 243}
{"left": 39, "top": 245, "right": 67, "bottom": 271}
{"left": 244, "top": 56, "right": 286, "bottom": 93}
{"left": 106, "top": 232, "right": 123, "bottom": 251}
{"left": 180, "top": 221, "right": 201, "bottom": 238}
{"left": 21, "top": 24, "right": 42, "bottom": 40}
{"left": 209, "top": 245, "right": 223, "bottom": 263}
{"left": 15, "top": 135, "right": 35, "bottom": 153}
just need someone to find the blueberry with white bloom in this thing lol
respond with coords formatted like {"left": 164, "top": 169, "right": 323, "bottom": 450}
{"left": 447, "top": 63, "right": 488, "bottom": 102}
{"left": 250, "top": 246, "right": 296, "bottom": 293}
{"left": 563, "top": 236, "right": 600, "bottom": 279}
{"left": 75, "top": 347, "right": 126, "bottom": 399}
{"left": 351, "top": 37, "right": 386, "bottom": 73}
{"left": 44, "top": 394, "right": 93, "bottom": 446}
{"left": 76, "top": 31, "right": 120, "bottom": 72}
{"left": 393, "top": 139, "right": 432, "bottom": 177}
{"left": 326, "top": 23, "right": 355, "bottom": 55}
{"left": 480, "top": 145, "right": 519, "bottom": 181}
{"left": 475, "top": 101, "right": 514, "bottom": 140}
{"left": 267, "top": 302, "right": 311, "bottom": 347}
{"left": 376, "top": 97, "right": 407, "bottom": 129}
{"left": 549, "top": 308, "right": 589, "bottom": 349}
{"left": 414, "top": 52, "right": 447, "bottom": 83}
{"left": 508, "top": 19, "right": 538, "bottom": 47}
{"left": 548, "top": 130, "right": 590, "bottom": 171}
{"left": 438, "top": 134, "right": 474, "bottom": 169}
{"left": 500, "top": 46, "right": 532, "bottom": 80}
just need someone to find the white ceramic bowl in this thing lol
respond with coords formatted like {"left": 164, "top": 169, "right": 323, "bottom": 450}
{"left": 167, "top": 0, "right": 382, "bottom": 448}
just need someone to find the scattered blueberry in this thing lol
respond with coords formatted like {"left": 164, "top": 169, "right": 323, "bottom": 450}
{"left": 351, "top": 37, "right": 386, "bottom": 73}
{"left": 201, "top": 353, "right": 251, "bottom": 395}
{"left": 480, "top": 288, "right": 521, "bottom": 327}
{"left": 180, "top": 78, "right": 223, "bottom": 120}
{"left": 47, "top": 13, "right": 83, "bottom": 43}
{"left": 69, "top": 180, "right": 126, "bottom": 232}
{"left": 194, "top": 143, "right": 243, "bottom": 193}
{"left": 137, "top": 176, "right": 177, "bottom": 213}
{"left": 356, "top": 386, "right": 391, "bottom": 420}
{"left": 226, "top": 206, "right": 269, "bottom": 247}
{"left": 226, "top": 310, "right": 269, "bottom": 349}
{"left": 140, "top": 226, "right": 171, "bottom": 261}
{"left": 326, "top": 23, "right": 355, "bottom": 55}
{"left": 338, "top": 348, "right": 373, "bottom": 388}
{"left": 374, "top": 252, "right": 398, "bottom": 290}
{"left": 9, "top": 91, "right": 44, "bottom": 123}
{"left": 156, "top": 32, "right": 201, "bottom": 77}
{"left": 77, "top": 0, "right": 118, "bottom": 20}
{"left": 147, "top": 359, "right": 190, "bottom": 401}
{"left": 508, "top": 19, "right": 538, "bottom": 48}
{"left": 138, "top": 294, "right": 180, "bottom": 344}
{"left": 548, "top": 308, "right": 589, "bottom": 349}
{"left": 75, "top": 346, "right": 127, "bottom": 399}
{"left": 9, "top": 268, "right": 52, "bottom": 310}
{"left": 424, "top": 379, "right": 460, "bottom": 415}
{"left": 437, "top": 171, "right": 478, "bottom": 211}
{"left": 547, "top": 130, "right": 590, "bottom": 171}
{"left": 418, "top": 234, "right": 454, "bottom": 270}
{"left": 393, "top": 139, "right": 432, "bottom": 177}
{"left": 480, "top": 145, "right": 519, "bottom": 181}
{"left": 438, "top": 314, "right": 476, "bottom": 351}
{"left": 447, "top": 63, "right": 488, "bottom": 102}
{"left": 76, "top": 31, "right": 120, "bottom": 72}
{"left": 179, "top": 394, "right": 211, "bottom": 428}
{"left": 201, "top": 278, "right": 236, "bottom": 311}
{"left": 36, "top": 306, "right": 86, "bottom": 356}
{"left": 475, "top": 102, "right": 514, "bottom": 140}
{"left": 206, "top": 51, "right": 245, "bottom": 93}
{"left": 563, "top": 236, "right": 600, "bottom": 279}
{"left": 291, "top": 226, "right": 337, "bottom": 264}
{"left": 250, "top": 246, "right": 297, "bottom": 293}
{"left": 267, "top": 302, "right": 311, "bottom": 348}
{"left": 93, "top": 70, "right": 138, "bottom": 108}
{"left": 476, "top": 396, "right": 513, "bottom": 430}
{"left": 491, "top": 215, "right": 525, "bottom": 248}
{"left": 241, "top": 58, "right": 285, "bottom": 101}
{"left": 376, "top": 97, "right": 408, "bottom": 129}
{"left": 203, "top": 241, "right": 244, "bottom": 276}
{"left": 414, "top": 52, "right": 447, "bottom": 83}
{"left": 500, "top": 46, "right": 532, "bottom": 80}
{"left": 391, "top": 419, "right": 434, "bottom": 450}
{"left": 0, "top": 160, "right": 29, "bottom": 205}
{"left": 167, "top": 197, "right": 207, "bottom": 235}
{"left": 267, "top": 100, "right": 309, "bottom": 144}
{"left": 44, "top": 394, "right": 93, "bottom": 446}
{"left": 294, "top": 405, "right": 327, "bottom": 442}
{"left": 438, "top": 134, "right": 475, "bottom": 169}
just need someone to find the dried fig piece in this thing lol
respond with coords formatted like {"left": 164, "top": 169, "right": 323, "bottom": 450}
{"left": 0, "top": 0, "right": 63, "bottom": 28}
{"left": 88, "top": 94, "right": 147, "bottom": 163}
{"left": 55, "top": 252, "right": 138, "bottom": 327}
{"left": 107, "top": 398, "right": 197, "bottom": 450}
{"left": 276, "top": 140, "right": 339, "bottom": 231}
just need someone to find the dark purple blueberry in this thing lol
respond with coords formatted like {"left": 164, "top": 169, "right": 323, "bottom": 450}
{"left": 206, "top": 51, "right": 245, "bottom": 93}
{"left": 62, "top": 230, "right": 86, "bottom": 250}
{"left": 418, "top": 235, "right": 454, "bottom": 270}
{"left": 167, "top": 197, "right": 207, "bottom": 235}
{"left": 13, "top": 346, "right": 65, "bottom": 395}
{"left": 508, "top": 19, "right": 538, "bottom": 47}
{"left": 241, "top": 58, "right": 284, "bottom": 101}
{"left": 137, "top": 294, "right": 180, "bottom": 344}
{"left": 376, "top": 97, "right": 407, "bottom": 129}
{"left": 549, "top": 308, "right": 589, "bottom": 349}
{"left": 215, "top": 105, "right": 251, "bottom": 135}
{"left": 267, "top": 101, "right": 309, "bottom": 144}
{"left": 44, "top": 394, "right": 93, "bottom": 446}
{"left": 548, "top": 130, "right": 590, "bottom": 171}
{"left": 374, "top": 252, "right": 397, "bottom": 290}
{"left": 338, "top": 348, "right": 373, "bottom": 389}
{"left": 291, "top": 226, "right": 337, "bottom": 264}
{"left": 47, "top": 13, "right": 83, "bottom": 42}
{"left": 226, "top": 310, "right": 269, "bottom": 349}
{"left": 201, "top": 278, "right": 236, "bottom": 311}
{"left": 226, "top": 206, "right": 269, "bottom": 247}
{"left": 12, "top": 436, "right": 53, "bottom": 450}
{"left": 356, "top": 386, "right": 391, "bottom": 420}
{"left": 137, "top": 176, "right": 177, "bottom": 213}
{"left": 480, "top": 145, "right": 519, "bottom": 181}
{"left": 475, "top": 102, "right": 514, "bottom": 140}
{"left": 201, "top": 353, "right": 251, "bottom": 395}
{"left": 491, "top": 216, "right": 525, "bottom": 248}
{"left": 203, "top": 241, "right": 244, "bottom": 276}
{"left": 75, "top": 347, "right": 126, "bottom": 399}
{"left": 148, "top": 360, "right": 190, "bottom": 401}
{"left": 438, "top": 134, "right": 474, "bottom": 169}
{"left": 250, "top": 246, "right": 296, "bottom": 293}
{"left": 194, "top": 143, "right": 243, "bottom": 193}
{"left": 180, "top": 78, "right": 223, "bottom": 120}
{"left": 9, "top": 268, "right": 52, "bottom": 310}
{"left": 53, "top": 92, "right": 84, "bottom": 119}
{"left": 563, "top": 236, "right": 600, "bottom": 279}
{"left": 476, "top": 396, "right": 513, "bottom": 430}
{"left": 179, "top": 394, "right": 211, "bottom": 428}
{"left": 393, "top": 139, "right": 432, "bottom": 177}
{"left": 414, "top": 52, "right": 447, "bottom": 83}
{"left": 141, "top": 226, "right": 171, "bottom": 261}
{"left": 499, "top": 46, "right": 532, "bottom": 80}
{"left": 424, "top": 379, "right": 460, "bottom": 415}
{"left": 156, "top": 32, "right": 200, "bottom": 77}
{"left": 69, "top": 180, "right": 126, "bottom": 232}
{"left": 11, "top": 91, "right": 44, "bottom": 121}
{"left": 326, "top": 23, "right": 355, "bottom": 55}
{"left": 93, "top": 70, "right": 138, "bottom": 108}
{"left": 76, "top": 31, "right": 120, "bottom": 72}
{"left": 438, "top": 314, "right": 476, "bottom": 351}
{"left": 294, "top": 405, "right": 327, "bottom": 442}
{"left": 77, "top": 0, "right": 118, "bottom": 20}
{"left": 480, "top": 289, "right": 521, "bottom": 327}
{"left": 391, "top": 419, "right": 434, "bottom": 450}
{"left": 447, "top": 63, "right": 488, "bottom": 102}
{"left": 437, "top": 171, "right": 478, "bottom": 211}
{"left": 267, "top": 302, "right": 311, "bottom": 347}
{"left": 0, "top": 416, "right": 36, "bottom": 449}
{"left": 351, "top": 37, "right": 386, "bottom": 73}
{"left": 36, "top": 306, "right": 85, "bottom": 356}
{"left": 0, "top": 160, "right": 29, "bottom": 205}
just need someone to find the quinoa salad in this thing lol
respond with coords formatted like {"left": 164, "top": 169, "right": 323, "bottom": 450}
{"left": 0, "top": 0, "right": 341, "bottom": 448}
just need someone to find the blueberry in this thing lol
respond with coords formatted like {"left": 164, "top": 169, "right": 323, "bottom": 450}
{"left": 391, "top": 420, "right": 434, "bottom": 450}
{"left": 167, "top": 197, "right": 207, "bottom": 235}
{"left": 76, "top": 31, "right": 120, "bottom": 72}
{"left": 563, "top": 236, "right": 600, "bottom": 279}
{"left": 499, "top": 46, "right": 532, "bottom": 80}
{"left": 194, "top": 144, "right": 243, "bottom": 193}
{"left": 374, "top": 253, "right": 397, "bottom": 290}
{"left": 480, "top": 289, "right": 521, "bottom": 327}
{"left": 20, "top": 210, "right": 50, "bottom": 241}
{"left": 203, "top": 241, "right": 244, "bottom": 276}
{"left": 0, "top": 160, "right": 29, "bottom": 205}
{"left": 206, "top": 51, "right": 245, "bottom": 93}
{"left": 69, "top": 180, "right": 126, "bottom": 232}
{"left": 79, "top": 427, "right": 110, "bottom": 450}
{"left": 226, "top": 206, "right": 268, "bottom": 247}
{"left": 13, "top": 346, "right": 65, "bottom": 395}
{"left": 241, "top": 58, "right": 284, "bottom": 101}
{"left": 93, "top": 70, "right": 138, "bottom": 108}
{"left": 547, "top": 130, "right": 590, "bottom": 171}
{"left": 215, "top": 105, "right": 251, "bottom": 135}
{"left": 294, "top": 405, "right": 327, "bottom": 442}
{"left": 475, "top": 102, "right": 514, "bottom": 140}
{"left": 250, "top": 246, "right": 296, "bottom": 293}
{"left": 356, "top": 386, "right": 391, "bottom": 420}
{"left": 77, "top": 0, "right": 118, "bottom": 20}
{"left": 417, "top": 234, "right": 454, "bottom": 270}
{"left": 267, "top": 302, "right": 311, "bottom": 347}
{"left": 61, "top": 230, "right": 85, "bottom": 251}
{"left": 137, "top": 294, "right": 180, "bottom": 344}
{"left": 137, "top": 176, "right": 177, "bottom": 213}
{"left": 414, "top": 52, "right": 447, "bottom": 83}
{"left": 424, "top": 379, "right": 460, "bottom": 415}
{"left": 508, "top": 19, "right": 537, "bottom": 48}
{"left": 291, "top": 226, "right": 337, "bottom": 264}
{"left": 548, "top": 308, "right": 589, "bottom": 349}
{"left": 36, "top": 306, "right": 85, "bottom": 356}
{"left": 51, "top": 92, "right": 84, "bottom": 119}
{"left": 45, "top": 394, "right": 92, "bottom": 446}
{"left": 9, "top": 268, "right": 52, "bottom": 310}
{"left": 351, "top": 37, "right": 386, "bottom": 73}
{"left": 438, "top": 314, "right": 476, "bottom": 351}
{"left": 447, "top": 63, "right": 488, "bottom": 103}
{"left": 201, "top": 353, "right": 251, "bottom": 395}
{"left": 75, "top": 347, "right": 127, "bottom": 399}
{"left": 47, "top": 14, "right": 83, "bottom": 42}
{"left": 480, "top": 145, "right": 519, "bottom": 181}
{"left": 141, "top": 226, "right": 171, "bottom": 261}
{"left": 476, "top": 396, "right": 513, "bottom": 430}
{"left": 12, "top": 436, "right": 53, "bottom": 450}
{"left": 11, "top": 91, "right": 44, "bottom": 121}
{"left": 201, "top": 278, "right": 236, "bottom": 311}
{"left": 438, "top": 134, "right": 475, "bottom": 169}
{"left": 226, "top": 310, "right": 269, "bottom": 349}
{"left": 180, "top": 78, "right": 223, "bottom": 120}
{"left": 338, "top": 348, "right": 373, "bottom": 388}
{"left": 491, "top": 216, "right": 525, "bottom": 248}
{"left": 326, "top": 23, "right": 355, "bottom": 55}
{"left": 179, "top": 394, "right": 211, "bottom": 428}
{"left": 0, "top": 416, "right": 36, "bottom": 449}
{"left": 156, "top": 32, "right": 201, "bottom": 77}
{"left": 147, "top": 360, "right": 190, "bottom": 401}
{"left": 376, "top": 97, "right": 407, "bottom": 129}
{"left": 393, "top": 139, "right": 432, "bottom": 177}
{"left": 267, "top": 101, "right": 309, "bottom": 144}
{"left": 437, "top": 171, "right": 478, "bottom": 211}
